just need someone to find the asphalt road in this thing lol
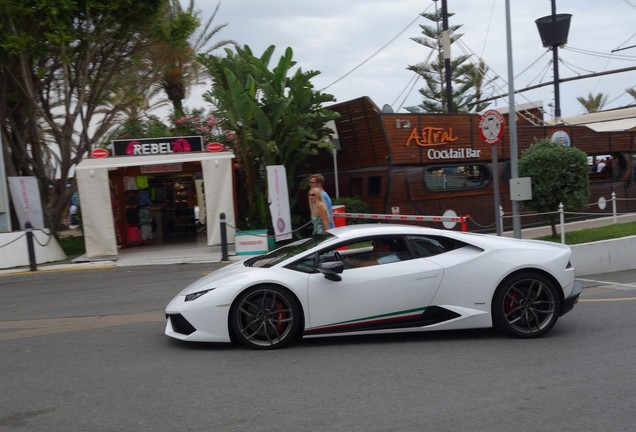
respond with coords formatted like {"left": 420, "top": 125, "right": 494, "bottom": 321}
{"left": 1, "top": 264, "right": 635, "bottom": 432}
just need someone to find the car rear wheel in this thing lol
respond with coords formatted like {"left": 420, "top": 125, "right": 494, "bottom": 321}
{"left": 230, "top": 285, "right": 301, "bottom": 349}
{"left": 492, "top": 272, "right": 561, "bottom": 338}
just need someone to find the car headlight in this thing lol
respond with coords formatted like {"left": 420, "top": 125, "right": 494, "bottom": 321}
{"left": 185, "top": 289, "right": 214, "bottom": 302}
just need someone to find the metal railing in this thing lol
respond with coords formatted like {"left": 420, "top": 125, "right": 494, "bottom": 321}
{"left": 499, "top": 192, "right": 636, "bottom": 243}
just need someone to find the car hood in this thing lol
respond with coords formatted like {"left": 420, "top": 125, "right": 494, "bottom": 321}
{"left": 177, "top": 260, "right": 257, "bottom": 295}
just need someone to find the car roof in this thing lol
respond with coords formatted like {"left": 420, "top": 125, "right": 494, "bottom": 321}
{"left": 326, "top": 223, "right": 449, "bottom": 241}
{"left": 324, "top": 223, "right": 569, "bottom": 252}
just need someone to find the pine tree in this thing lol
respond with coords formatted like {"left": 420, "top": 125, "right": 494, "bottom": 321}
{"left": 407, "top": 8, "right": 491, "bottom": 113}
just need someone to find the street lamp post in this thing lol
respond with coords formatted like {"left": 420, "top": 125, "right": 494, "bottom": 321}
{"left": 504, "top": 0, "right": 521, "bottom": 238}
{"left": 535, "top": 0, "right": 572, "bottom": 120}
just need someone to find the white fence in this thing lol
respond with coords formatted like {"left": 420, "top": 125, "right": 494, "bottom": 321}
{"left": 500, "top": 192, "right": 636, "bottom": 244}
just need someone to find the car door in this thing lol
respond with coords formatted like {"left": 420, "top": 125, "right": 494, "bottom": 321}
{"left": 305, "top": 257, "right": 444, "bottom": 335}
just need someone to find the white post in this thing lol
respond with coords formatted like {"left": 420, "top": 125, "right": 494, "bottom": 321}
{"left": 332, "top": 149, "right": 339, "bottom": 199}
{"left": 612, "top": 191, "right": 617, "bottom": 224}
{"left": 0, "top": 131, "right": 12, "bottom": 232}
{"left": 559, "top": 202, "right": 565, "bottom": 244}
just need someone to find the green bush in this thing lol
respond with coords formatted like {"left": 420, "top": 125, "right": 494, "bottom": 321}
{"left": 58, "top": 236, "right": 86, "bottom": 258}
{"left": 333, "top": 196, "right": 372, "bottom": 224}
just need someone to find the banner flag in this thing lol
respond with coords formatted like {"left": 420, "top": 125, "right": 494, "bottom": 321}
{"left": 266, "top": 165, "right": 292, "bottom": 242}
{"left": 8, "top": 176, "right": 45, "bottom": 230}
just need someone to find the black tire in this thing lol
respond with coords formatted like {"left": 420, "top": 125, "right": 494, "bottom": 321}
{"left": 230, "top": 285, "right": 301, "bottom": 350}
{"left": 492, "top": 272, "right": 561, "bottom": 338}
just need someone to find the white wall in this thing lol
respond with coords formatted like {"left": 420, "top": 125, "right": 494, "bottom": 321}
{"left": 0, "top": 230, "right": 66, "bottom": 269}
{"left": 570, "top": 235, "right": 636, "bottom": 276}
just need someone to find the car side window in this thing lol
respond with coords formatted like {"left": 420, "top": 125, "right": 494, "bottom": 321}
{"left": 338, "top": 236, "right": 411, "bottom": 269}
{"left": 285, "top": 234, "right": 465, "bottom": 273}
{"left": 406, "top": 235, "right": 463, "bottom": 258}
{"left": 286, "top": 256, "right": 316, "bottom": 273}
{"left": 285, "top": 244, "right": 355, "bottom": 274}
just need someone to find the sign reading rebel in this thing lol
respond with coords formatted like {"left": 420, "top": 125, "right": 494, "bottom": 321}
{"left": 111, "top": 136, "right": 204, "bottom": 157}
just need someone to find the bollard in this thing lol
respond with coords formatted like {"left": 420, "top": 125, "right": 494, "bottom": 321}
{"left": 559, "top": 203, "right": 565, "bottom": 244}
{"left": 220, "top": 212, "right": 229, "bottom": 261}
{"left": 25, "top": 221, "right": 37, "bottom": 271}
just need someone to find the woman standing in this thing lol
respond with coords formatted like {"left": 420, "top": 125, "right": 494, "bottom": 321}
{"left": 308, "top": 187, "right": 329, "bottom": 234}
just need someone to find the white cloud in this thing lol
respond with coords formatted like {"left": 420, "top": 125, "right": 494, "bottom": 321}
{"left": 181, "top": 0, "right": 636, "bottom": 118}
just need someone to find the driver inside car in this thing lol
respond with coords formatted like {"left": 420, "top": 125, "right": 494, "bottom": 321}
{"left": 343, "top": 239, "right": 403, "bottom": 268}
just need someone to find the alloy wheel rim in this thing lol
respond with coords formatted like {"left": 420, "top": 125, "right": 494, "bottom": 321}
{"left": 236, "top": 289, "right": 294, "bottom": 347}
{"left": 503, "top": 279, "right": 556, "bottom": 334}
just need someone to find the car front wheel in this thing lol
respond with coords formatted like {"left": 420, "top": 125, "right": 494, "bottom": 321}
{"left": 230, "top": 285, "right": 301, "bottom": 349}
{"left": 492, "top": 272, "right": 561, "bottom": 338}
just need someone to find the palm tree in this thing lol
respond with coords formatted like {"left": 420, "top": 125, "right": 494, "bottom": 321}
{"left": 576, "top": 92, "right": 608, "bottom": 113}
{"left": 456, "top": 59, "right": 494, "bottom": 112}
{"left": 153, "top": 1, "right": 236, "bottom": 118}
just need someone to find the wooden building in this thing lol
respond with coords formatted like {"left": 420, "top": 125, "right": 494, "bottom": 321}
{"left": 302, "top": 97, "right": 636, "bottom": 232}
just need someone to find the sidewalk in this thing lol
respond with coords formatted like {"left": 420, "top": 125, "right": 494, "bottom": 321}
{"left": 0, "top": 240, "right": 238, "bottom": 275}
{"left": 101, "top": 242, "right": 237, "bottom": 267}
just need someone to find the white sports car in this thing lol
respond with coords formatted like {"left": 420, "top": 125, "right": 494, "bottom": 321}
{"left": 165, "top": 224, "right": 581, "bottom": 349}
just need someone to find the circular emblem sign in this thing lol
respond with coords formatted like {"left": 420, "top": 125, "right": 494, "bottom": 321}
{"left": 91, "top": 148, "right": 109, "bottom": 158}
{"left": 206, "top": 142, "right": 224, "bottom": 152}
{"left": 479, "top": 110, "right": 505, "bottom": 144}
{"left": 551, "top": 130, "right": 571, "bottom": 146}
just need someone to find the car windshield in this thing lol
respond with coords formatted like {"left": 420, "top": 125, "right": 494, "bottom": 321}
{"left": 244, "top": 233, "right": 336, "bottom": 268}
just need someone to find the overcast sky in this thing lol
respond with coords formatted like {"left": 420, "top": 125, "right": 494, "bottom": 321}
{"left": 184, "top": 0, "right": 636, "bottom": 120}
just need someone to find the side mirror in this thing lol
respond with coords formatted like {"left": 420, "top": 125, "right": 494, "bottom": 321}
{"left": 316, "top": 261, "right": 344, "bottom": 281}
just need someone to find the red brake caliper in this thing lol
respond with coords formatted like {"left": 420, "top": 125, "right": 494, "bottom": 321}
{"left": 275, "top": 301, "right": 287, "bottom": 331}
{"left": 506, "top": 291, "right": 521, "bottom": 314}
